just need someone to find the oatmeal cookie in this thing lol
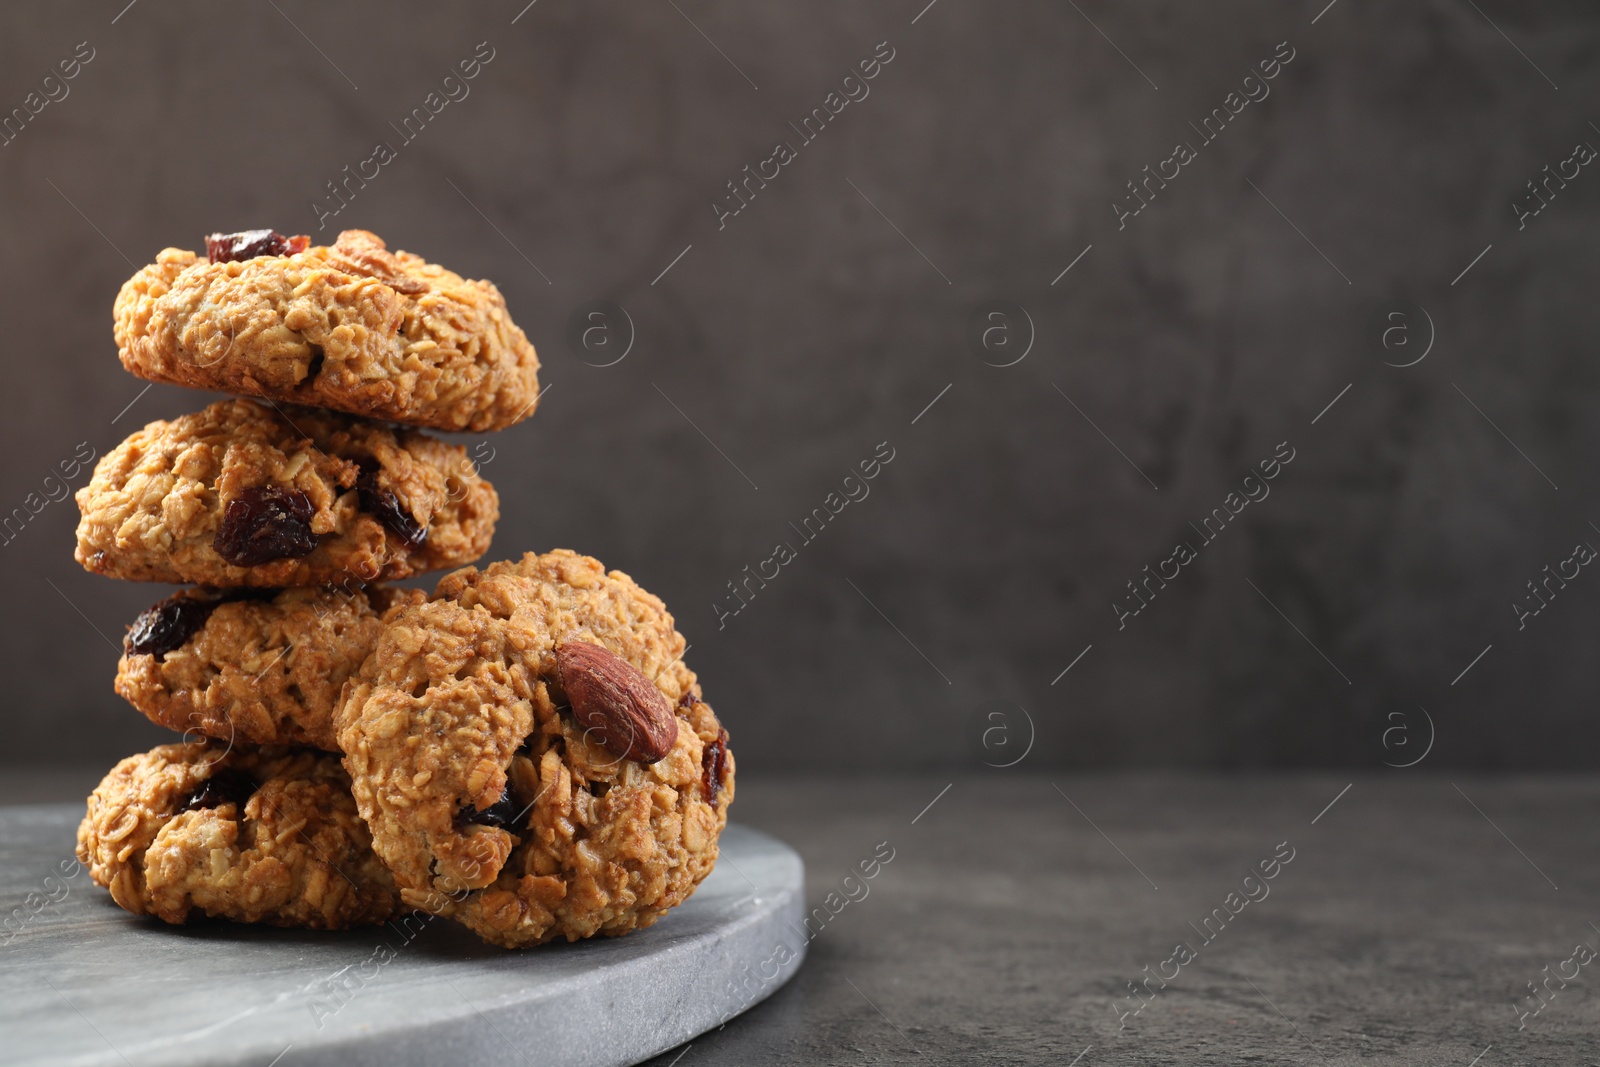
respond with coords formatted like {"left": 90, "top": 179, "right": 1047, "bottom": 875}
{"left": 116, "top": 585, "right": 427, "bottom": 751}
{"left": 336, "top": 550, "right": 734, "bottom": 948}
{"left": 114, "top": 229, "right": 540, "bottom": 432}
{"left": 76, "top": 742, "right": 403, "bottom": 929}
{"left": 75, "top": 398, "right": 498, "bottom": 586}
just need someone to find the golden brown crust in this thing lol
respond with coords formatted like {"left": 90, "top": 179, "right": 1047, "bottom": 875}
{"left": 336, "top": 550, "right": 732, "bottom": 948}
{"left": 74, "top": 398, "right": 498, "bottom": 586}
{"left": 114, "top": 230, "right": 540, "bottom": 433}
{"left": 75, "top": 743, "right": 403, "bottom": 929}
{"left": 116, "top": 585, "right": 428, "bottom": 751}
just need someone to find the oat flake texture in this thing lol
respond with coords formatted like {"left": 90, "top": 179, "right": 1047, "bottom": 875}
{"left": 336, "top": 550, "right": 735, "bottom": 948}
{"left": 74, "top": 398, "right": 498, "bottom": 586}
{"left": 114, "top": 229, "right": 541, "bottom": 432}
{"left": 116, "top": 585, "right": 427, "bottom": 751}
{"left": 76, "top": 743, "right": 403, "bottom": 930}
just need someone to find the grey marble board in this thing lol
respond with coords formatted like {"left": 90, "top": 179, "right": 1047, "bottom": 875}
{"left": 0, "top": 806, "right": 806, "bottom": 1067}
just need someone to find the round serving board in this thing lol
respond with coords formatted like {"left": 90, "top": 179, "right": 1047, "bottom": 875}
{"left": 0, "top": 806, "right": 805, "bottom": 1067}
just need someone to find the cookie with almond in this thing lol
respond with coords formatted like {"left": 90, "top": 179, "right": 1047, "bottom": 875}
{"left": 336, "top": 550, "right": 733, "bottom": 948}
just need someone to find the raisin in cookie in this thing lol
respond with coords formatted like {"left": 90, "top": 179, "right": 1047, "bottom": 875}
{"left": 75, "top": 398, "right": 498, "bottom": 586}
{"left": 116, "top": 585, "right": 427, "bottom": 751}
{"left": 114, "top": 229, "right": 540, "bottom": 432}
{"left": 337, "top": 550, "right": 734, "bottom": 948}
{"left": 76, "top": 742, "right": 402, "bottom": 929}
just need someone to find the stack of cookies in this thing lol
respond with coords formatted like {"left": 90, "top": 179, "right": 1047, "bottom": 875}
{"left": 70, "top": 230, "right": 734, "bottom": 948}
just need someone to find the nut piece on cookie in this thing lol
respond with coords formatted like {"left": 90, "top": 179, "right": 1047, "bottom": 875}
{"left": 76, "top": 742, "right": 404, "bottom": 929}
{"left": 117, "top": 585, "right": 427, "bottom": 751}
{"left": 74, "top": 398, "right": 498, "bottom": 586}
{"left": 336, "top": 550, "right": 734, "bottom": 948}
{"left": 114, "top": 229, "right": 540, "bottom": 432}
{"left": 555, "top": 640, "right": 680, "bottom": 763}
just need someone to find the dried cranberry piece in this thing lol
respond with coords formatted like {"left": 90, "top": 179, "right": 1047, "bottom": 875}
{"left": 125, "top": 595, "right": 222, "bottom": 660}
{"left": 356, "top": 466, "right": 427, "bottom": 547}
{"left": 180, "top": 768, "right": 257, "bottom": 813}
{"left": 701, "top": 728, "right": 730, "bottom": 809}
{"left": 455, "top": 785, "right": 521, "bottom": 830}
{"left": 213, "top": 486, "right": 318, "bottom": 566}
{"left": 205, "top": 230, "right": 311, "bottom": 264}
{"left": 124, "top": 588, "right": 277, "bottom": 659}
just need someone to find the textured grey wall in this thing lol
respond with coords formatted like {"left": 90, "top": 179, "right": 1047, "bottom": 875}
{"left": 1, "top": 1, "right": 1596, "bottom": 774}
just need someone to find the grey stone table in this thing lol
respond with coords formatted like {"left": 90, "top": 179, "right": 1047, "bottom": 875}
{"left": 6, "top": 773, "right": 1600, "bottom": 1065}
